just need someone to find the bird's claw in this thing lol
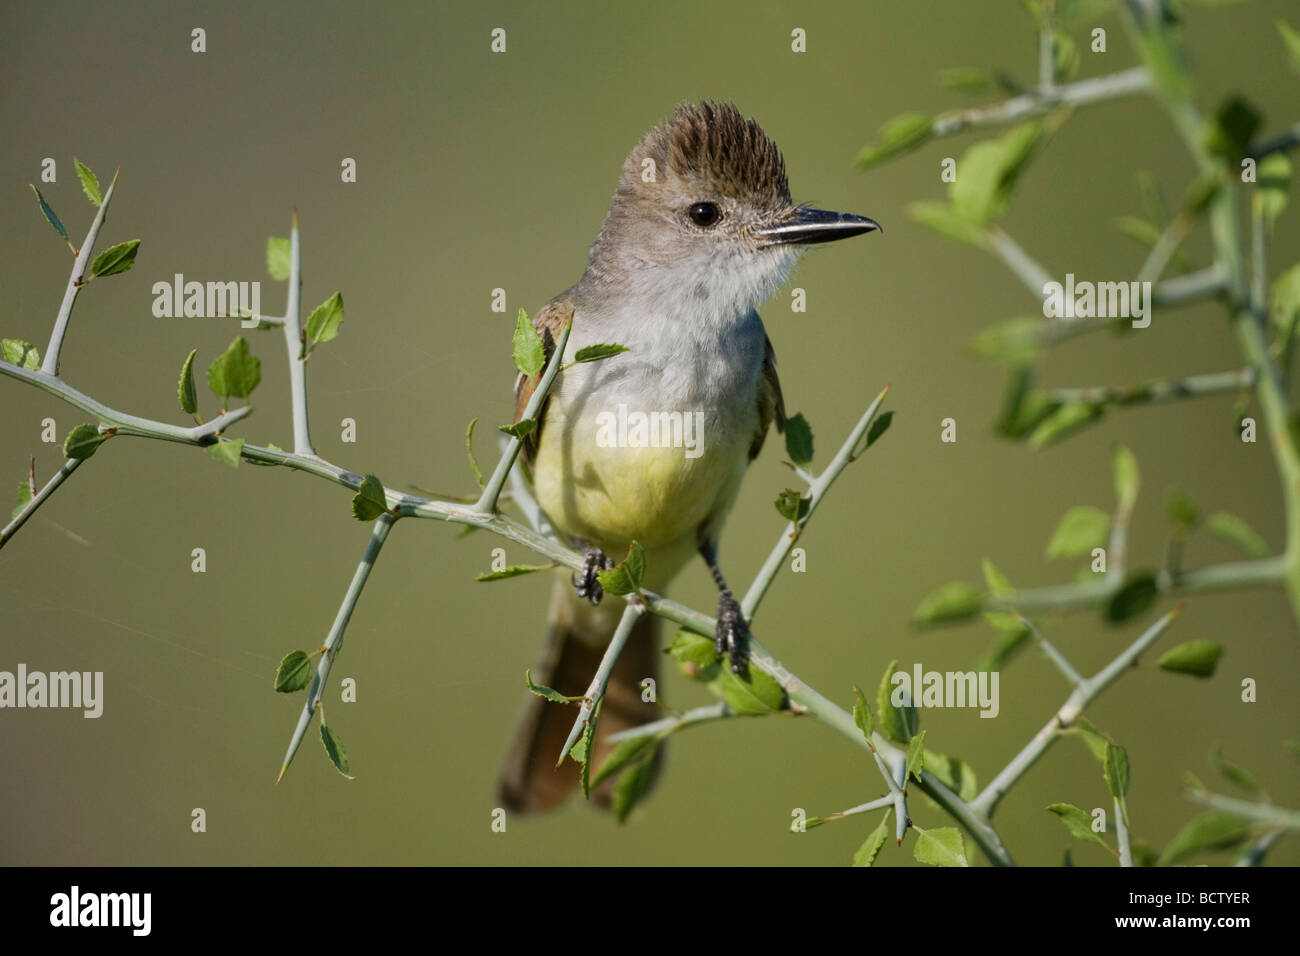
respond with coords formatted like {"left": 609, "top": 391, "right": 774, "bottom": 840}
{"left": 572, "top": 546, "right": 614, "bottom": 605}
{"left": 716, "top": 593, "right": 749, "bottom": 675}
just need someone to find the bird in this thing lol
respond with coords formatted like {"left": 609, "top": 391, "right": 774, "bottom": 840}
{"left": 498, "top": 102, "right": 879, "bottom": 812}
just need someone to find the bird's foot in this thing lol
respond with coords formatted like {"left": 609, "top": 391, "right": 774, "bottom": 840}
{"left": 715, "top": 592, "right": 750, "bottom": 675}
{"left": 572, "top": 546, "right": 614, "bottom": 605}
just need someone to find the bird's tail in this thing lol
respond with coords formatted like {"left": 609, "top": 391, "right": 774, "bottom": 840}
{"left": 498, "top": 573, "right": 663, "bottom": 813}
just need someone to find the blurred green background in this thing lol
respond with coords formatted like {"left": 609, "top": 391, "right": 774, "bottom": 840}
{"left": 1, "top": 0, "right": 1296, "bottom": 865}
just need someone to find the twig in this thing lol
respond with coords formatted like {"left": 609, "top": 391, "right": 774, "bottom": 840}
{"left": 1185, "top": 790, "right": 1300, "bottom": 831}
{"left": 1018, "top": 615, "right": 1084, "bottom": 687}
{"left": 0, "top": 457, "right": 83, "bottom": 549}
{"left": 281, "top": 214, "right": 314, "bottom": 456}
{"left": 1235, "top": 829, "right": 1283, "bottom": 866}
{"left": 278, "top": 512, "right": 396, "bottom": 781}
{"left": 1114, "top": 797, "right": 1133, "bottom": 866}
{"left": 1046, "top": 368, "right": 1253, "bottom": 408}
{"left": 558, "top": 602, "right": 644, "bottom": 761}
{"left": 606, "top": 703, "right": 729, "bottom": 743}
{"left": 1248, "top": 123, "right": 1300, "bottom": 160}
{"left": 987, "top": 227, "right": 1055, "bottom": 299}
{"left": 930, "top": 67, "right": 1150, "bottom": 137}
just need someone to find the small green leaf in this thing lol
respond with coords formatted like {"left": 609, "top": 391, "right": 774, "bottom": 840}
{"left": 573, "top": 343, "right": 629, "bottom": 364}
{"left": 591, "top": 734, "right": 657, "bottom": 789}
{"left": 925, "top": 750, "right": 978, "bottom": 802}
{"left": 1047, "top": 803, "right": 1110, "bottom": 849}
{"left": 351, "top": 474, "right": 388, "bottom": 520}
{"left": 1030, "top": 401, "right": 1105, "bottom": 448}
{"left": 912, "top": 581, "right": 982, "bottom": 625}
{"left": 2, "top": 338, "right": 40, "bottom": 369}
{"left": 498, "top": 418, "right": 536, "bottom": 440}
{"left": 876, "top": 659, "right": 916, "bottom": 744}
{"left": 63, "top": 424, "right": 107, "bottom": 460}
{"left": 906, "top": 730, "right": 927, "bottom": 782}
{"left": 611, "top": 742, "right": 659, "bottom": 822}
{"left": 577, "top": 701, "right": 601, "bottom": 798}
{"left": 936, "top": 67, "right": 992, "bottom": 93}
{"left": 1257, "top": 154, "right": 1291, "bottom": 232}
{"left": 975, "top": 619, "right": 1031, "bottom": 673}
{"left": 266, "top": 237, "right": 291, "bottom": 280}
{"left": 995, "top": 365, "right": 1060, "bottom": 438}
{"left": 908, "top": 201, "right": 989, "bottom": 248}
{"left": 524, "top": 668, "right": 580, "bottom": 703}
{"left": 1046, "top": 506, "right": 1110, "bottom": 558}
{"left": 30, "top": 184, "right": 70, "bottom": 245}
{"left": 1206, "top": 512, "right": 1269, "bottom": 558}
{"left": 967, "top": 316, "right": 1042, "bottom": 364}
{"left": 864, "top": 410, "right": 894, "bottom": 451}
{"left": 712, "top": 664, "right": 787, "bottom": 716}
{"left": 950, "top": 122, "right": 1043, "bottom": 225}
{"left": 1113, "top": 444, "right": 1140, "bottom": 513}
{"left": 206, "top": 437, "right": 244, "bottom": 467}
{"left": 74, "top": 158, "right": 102, "bottom": 206}
{"left": 206, "top": 336, "right": 261, "bottom": 400}
{"left": 669, "top": 630, "right": 720, "bottom": 672}
{"left": 1158, "top": 811, "right": 1250, "bottom": 865}
{"left": 913, "top": 826, "right": 969, "bottom": 866}
{"left": 91, "top": 240, "right": 141, "bottom": 278}
{"left": 1104, "top": 742, "right": 1131, "bottom": 799}
{"left": 177, "top": 348, "right": 198, "bottom": 415}
{"left": 320, "top": 722, "right": 354, "bottom": 779}
{"left": 855, "top": 112, "right": 934, "bottom": 170}
{"left": 513, "top": 308, "right": 544, "bottom": 376}
{"left": 274, "top": 650, "right": 313, "bottom": 692}
{"left": 774, "top": 488, "right": 811, "bottom": 523}
{"left": 784, "top": 412, "right": 814, "bottom": 467}
{"left": 465, "top": 418, "right": 484, "bottom": 488}
{"left": 1165, "top": 488, "right": 1199, "bottom": 535}
{"left": 852, "top": 685, "right": 874, "bottom": 741}
{"left": 1073, "top": 717, "right": 1113, "bottom": 762}
{"left": 981, "top": 558, "right": 1013, "bottom": 598}
{"left": 1104, "top": 572, "right": 1158, "bottom": 623}
{"left": 1279, "top": 20, "right": 1300, "bottom": 73}
{"left": 1204, "top": 96, "right": 1262, "bottom": 161}
{"left": 12, "top": 478, "right": 34, "bottom": 520}
{"left": 1271, "top": 262, "right": 1300, "bottom": 337}
{"left": 596, "top": 541, "right": 646, "bottom": 595}
{"left": 1157, "top": 640, "right": 1223, "bottom": 678}
{"left": 477, "top": 564, "right": 553, "bottom": 581}
{"left": 852, "top": 810, "right": 892, "bottom": 867}
{"left": 304, "top": 292, "right": 344, "bottom": 347}
{"left": 1210, "top": 746, "right": 1260, "bottom": 793}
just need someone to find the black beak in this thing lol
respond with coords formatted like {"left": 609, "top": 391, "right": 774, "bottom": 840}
{"left": 755, "top": 208, "right": 881, "bottom": 246}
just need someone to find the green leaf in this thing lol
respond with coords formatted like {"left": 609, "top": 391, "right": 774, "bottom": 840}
{"left": 320, "top": 723, "right": 354, "bottom": 779}
{"left": 1280, "top": 20, "right": 1300, "bottom": 73}
{"left": 908, "top": 200, "right": 988, "bottom": 248}
{"left": 90, "top": 240, "right": 140, "bottom": 278}
{"left": 205, "top": 336, "right": 261, "bottom": 400}
{"left": 304, "top": 292, "right": 344, "bottom": 347}
{"left": 784, "top": 412, "right": 814, "bottom": 467}
{"left": 913, "top": 827, "right": 969, "bottom": 866}
{"left": 274, "top": 650, "right": 313, "bottom": 692}
{"left": 936, "top": 67, "right": 992, "bottom": 93}
{"left": 512, "top": 308, "right": 544, "bottom": 376}
{"left": 611, "top": 742, "right": 659, "bottom": 822}
{"left": 1074, "top": 717, "right": 1113, "bottom": 762}
{"left": 981, "top": 558, "right": 1013, "bottom": 598}
{"left": 74, "top": 159, "right": 101, "bottom": 207}
{"left": 1210, "top": 745, "right": 1260, "bottom": 793}
{"left": 712, "top": 663, "right": 787, "bottom": 716}
{"left": 266, "top": 237, "right": 291, "bottom": 280}
{"left": 1046, "top": 803, "right": 1110, "bottom": 849}
{"left": 591, "top": 734, "right": 657, "bottom": 789}
{"left": 351, "top": 474, "right": 388, "bottom": 520}
{"left": 1046, "top": 505, "right": 1110, "bottom": 558}
{"left": 524, "top": 668, "right": 580, "bottom": 703}
{"left": 855, "top": 112, "right": 934, "bottom": 170}
{"left": 975, "top": 618, "right": 1031, "bottom": 673}
{"left": 925, "top": 750, "right": 978, "bottom": 801}
{"left": 573, "top": 343, "right": 629, "bottom": 364}
{"left": 876, "top": 659, "right": 916, "bottom": 744}
{"left": 1051, "top": 28, "right": 1079, "bottom": 82}
{"left": 669, "top": 630, "right": 720, "bottom": 672}
{"left": 206, "top": 437, "right": 244, "bottom": 467}
{"left": 852, "top": 685, "right": 874, "bottom": 741}
{"left": 1257, "top": 154, "right": 1291, "bottom": 232}
{"left": 1157, "top": 640, "right": 1223, "bottom": 677}
{"left": 912, "top": 581, "right": 982, "bottom": 625}
{"left": 30, "top": 184, "right": 70, "bottom": 245}
{"left": 950, "top": 122, "right": 1043, "bottom": 225}
{"left": 967, "top": 316, "right": 1041, "bottom": 364}
{"left": 774, "top": 488, "right": 811, "bottom": 523}
{"left": 578, "top": 701, "right": 601, "bottom": 798}
{"left": 596, "top": 540, "right": 645, "bottom": 595}
{"left": 2, "top": 338, "right": 40, "bottom": 369}
{"left": 1271, "top": 262, "right": 1300, "bottom": 337}
{"left": 1204, "top": 96, "right": 1262, "bottom": 161}
{"left": 1104, "top": 572, "right": 1158, "bottom": 623}
{"left": 852, "top": 811, "right": 892, "bottom": 867}
{"left": 995, "top": 366, "right": 1060, "bottom": 438}
{"left": 12, "top": 478, "right": 33, "bottom": 520}
{"left": 1113, "top": 444, "right": 1140, "bottom": 513}
{"left": 1158, "top": 811, "right": 1250, "bottom": 865}
{"left": 63, "top": 424, "right": 107, "bottom": 460}
{"left": 177, "top": 348, "right": 198, "bottom": 415}
{"left": 1206, "top": 512, "right": 1269, "bottom": 558}
{"left": 465, "top": 418, "right": 484, "bottom": 488}
{"left": 906, "top": 730, "right": 927, "bottom": 782}
{"left": 1104, "top": 742, "right": 1131, "bottom": 799}
{"left": 498, "top": 418, "right": 536, "bottom": 440}
{"left": 1165, "top": 487, "right": 1199, "bottom": 535}
{"left": 476, "top": 564, "right": 553, "bottom": 581}
{"left": 1029, "top": 401, "right": 1105, "bottom": 448}
{"left": 864, "top": 410, "right": 894, "bottom": 451}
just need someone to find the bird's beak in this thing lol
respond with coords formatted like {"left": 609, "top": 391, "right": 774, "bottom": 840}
{"left": 754, "top": 208, "right": 881, "bottom": 247}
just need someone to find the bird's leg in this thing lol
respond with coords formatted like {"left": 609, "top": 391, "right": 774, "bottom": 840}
{"left": 572, "top": 543, "right": 614, "bottom": 605}
{"left": 699, "top": 539, "right": 748, "bottom": 675}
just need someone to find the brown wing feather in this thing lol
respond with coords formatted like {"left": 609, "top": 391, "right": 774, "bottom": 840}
{"left": 748, "top": 333, "right": 786, "bottom": 460}
{"left": 514, "top": 296, "right": 574, "bottom": 466}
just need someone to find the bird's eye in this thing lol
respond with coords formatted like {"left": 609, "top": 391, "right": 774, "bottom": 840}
{"left": 688, "top": 202, "right": 721, "bottom": 227}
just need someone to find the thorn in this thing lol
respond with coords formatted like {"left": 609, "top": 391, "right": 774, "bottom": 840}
{"left": 109, "top": 166, "right": 121, "bottom": 188}
{"left": 276, "top": 765, "right": 287, "bottom": 784}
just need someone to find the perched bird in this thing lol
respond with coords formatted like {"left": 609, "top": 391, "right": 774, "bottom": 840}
{"left": 499, "top": 102, "right": 879, "bottom": 811}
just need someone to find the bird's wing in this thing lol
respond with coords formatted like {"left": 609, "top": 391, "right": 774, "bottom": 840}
{"left": 513, "top": 295, "right": 575, "bottom": 467}
{"left": 749, "top": 331, "right": 787, "bottom": 461}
